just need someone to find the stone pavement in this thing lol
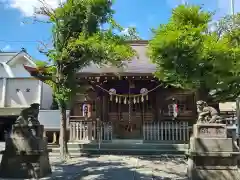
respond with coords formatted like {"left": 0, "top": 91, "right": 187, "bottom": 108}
{"left": 0, "top": 143, "right": 188, "bottom": 180}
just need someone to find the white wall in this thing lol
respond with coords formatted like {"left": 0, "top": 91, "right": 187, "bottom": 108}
{"left": 219, "top": 102, "right": 236, "bottom": 111}
{"left": 0, "top": 79, "right": 3, "bottom": 107}
{"left": 0, "top": 55, "right": 54, "bottom": 109}
{"left": 0, "top": 65, "right": 9, "bottom": 77}
{"left": 0, "top": 77, "right": 53, "bottom": 109}
{"left": 38, "top": 110, "right": 70, "bottom": 129}
{"left": 10, "top": 57, "right": 34, "bottom": 77}
{"left": 41, "top": 83, "right": 53, "bottom": 109}
{"left": 4, "top": 78, "right": 41, "bottom": 107}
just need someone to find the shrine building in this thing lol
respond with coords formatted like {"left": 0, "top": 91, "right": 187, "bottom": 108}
{"left": 24, "top": 40, "right": 196, "bottom": 153}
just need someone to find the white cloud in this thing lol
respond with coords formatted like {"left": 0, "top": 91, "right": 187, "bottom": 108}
{"left": 120, "top": 28, "right": 129, "bottom": 35}
{"left": 166, "top": 0, "right": 186, "bottom": 8}
{"left": 1, "top": 0, "right": 65, "bottom": 17}
{"left": 208, "top": 21, "right": 218, "bottom": 32}
{"left": 120, "top": 24, "right": 136, "bottom": 35}
{"left": 1, "top": 45, "right": 11, "bottom": 51}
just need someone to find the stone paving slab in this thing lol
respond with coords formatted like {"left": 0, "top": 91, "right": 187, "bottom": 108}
{"left": 0, "top": 142, "right": 188, "bottom": 180}
{"left": 0, "top": 155, "right": 188, "bottom": 180}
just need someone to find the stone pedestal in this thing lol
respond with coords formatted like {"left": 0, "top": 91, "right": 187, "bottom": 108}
{"left": 0, "top": 124, "right": 52, "bottom": 179}
{"left": 187, "top": 123, "right": 240, "bottom": 180}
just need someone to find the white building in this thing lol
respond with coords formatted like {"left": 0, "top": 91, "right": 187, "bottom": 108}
{"left": 0, "top": 49, "right": 68, "bottom": 142}
{"left": 0, "top": 49, "right": 53, "bottom": 115}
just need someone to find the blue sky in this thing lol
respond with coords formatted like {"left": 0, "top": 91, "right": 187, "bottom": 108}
{"left": 0, "top": 0, "right": 239, "bottom": 61}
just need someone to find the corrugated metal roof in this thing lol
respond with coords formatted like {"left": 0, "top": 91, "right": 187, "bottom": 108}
{"left": 79, "top": 41, "right": 156, "bottom": 74}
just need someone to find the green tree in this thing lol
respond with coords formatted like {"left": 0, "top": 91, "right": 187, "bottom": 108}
{"left": 148, "top": 5, "right": 238, "bottom": 102}
{"left": 33, "top": 0, "right": 136, "bottom": 160}
{"left": 211, "top": 13, "right": 240, "bottom": 101}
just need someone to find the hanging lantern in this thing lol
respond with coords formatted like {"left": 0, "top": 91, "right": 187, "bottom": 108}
{"left": 169, "top": 97, "right": 179, "bottom": 120}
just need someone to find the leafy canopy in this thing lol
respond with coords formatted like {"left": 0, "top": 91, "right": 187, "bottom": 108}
{"left": 148, "top": 5, "right": 238, "bottom": 101}
{"left": 36, "top": 0, "right": 137, "bottom": 105}
{"left": 210, "top": 13, "right": 240, "bottom": 101}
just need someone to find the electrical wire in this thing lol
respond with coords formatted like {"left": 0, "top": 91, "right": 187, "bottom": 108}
{"left": 0, "top": 40, "right": 40, "bottom": 43}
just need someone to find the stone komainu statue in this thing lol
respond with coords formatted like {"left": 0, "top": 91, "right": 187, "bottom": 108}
{"left": 15, "top": 103, "right": 40, "bottom": 125}
{"left": 0, "top": 103, "right": 52, "bottom": 179}
{"left": 196, "top": 100, "right": 222, "bottom": 123}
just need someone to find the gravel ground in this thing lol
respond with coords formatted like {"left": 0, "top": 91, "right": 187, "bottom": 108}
{"left": 0, "top": 143, "right": 188, "bottom": 180}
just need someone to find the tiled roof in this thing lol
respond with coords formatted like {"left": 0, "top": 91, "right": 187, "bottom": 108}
{"left": 79, "top": 40, "right": 156, "bottom": 74}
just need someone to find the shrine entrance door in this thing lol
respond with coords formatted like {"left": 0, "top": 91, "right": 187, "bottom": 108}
{"left": 108, "top": 99, "right": 143, "bottom": 139}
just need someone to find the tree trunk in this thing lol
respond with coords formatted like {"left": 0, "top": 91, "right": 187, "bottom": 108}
{"left": 59, "top": 103, "right": 69, "bottom": 160}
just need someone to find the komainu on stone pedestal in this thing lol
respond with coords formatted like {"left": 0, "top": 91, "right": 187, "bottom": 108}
{"left": 188, "top": 113, "right": 240, "bottom": 179}
{"left": 0, "top": 103, "right": 52, "bottom": 179}
{"left": 196, "top": 100, "right": 222, "bottom": 124}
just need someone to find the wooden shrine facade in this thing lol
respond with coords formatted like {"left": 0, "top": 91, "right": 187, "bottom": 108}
{"left": 69, "top": 74, "right": 195, "bottom": 142}
{"left": 23, "top": 40, "right": 195, "bottom": 143}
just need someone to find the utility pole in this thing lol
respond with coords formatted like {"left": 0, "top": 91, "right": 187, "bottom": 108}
{"left": 230, "top": 0, "right": 240, "bottom": 147}
{"left": 231, "top": 0, "right": 240, "bottom": 140}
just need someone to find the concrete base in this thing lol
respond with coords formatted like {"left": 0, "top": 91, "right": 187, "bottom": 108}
{"left": 0, "top": 152, "right": 52, "bottom": 179}
{"left": 188, "top": 123, "right": 240, "bottom": 180}
{"left": 187, "top": 158, "right": 240, "bottom": 180}
{"left": 0, "top": 124, "right": 52, "bottom": 179}
{"left": 188, "top": 169, "right": 240, "bottom": 180}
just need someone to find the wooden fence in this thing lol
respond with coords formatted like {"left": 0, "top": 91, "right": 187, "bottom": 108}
{"left": 69, "top": 119, "right": 112, "bottom": 141}
{"left": 69, "top": 118, "right": 189, "bottom": 142}
{"left": 143, "top": 121, "right": 189, "bottom": 142}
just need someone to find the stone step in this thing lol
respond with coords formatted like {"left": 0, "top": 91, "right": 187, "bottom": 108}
{"left": 50, "top": 148, "right": 187, "bottom": 156}
{"left": 67, "top": 142, "right": 188, "bottom": 150}
{"left": 49, "top": 151, "right": 187, "bottom": 158}
{"left": 49, "top": 143, "right": 188, "bottom": 156}
{"left": 111, "top": 139, "right": 143, "bottom": 144}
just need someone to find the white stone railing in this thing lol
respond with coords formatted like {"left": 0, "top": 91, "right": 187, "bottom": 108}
{"left": 69, "top": 119, "right": 112, "bottom": 142}
{"left": 143, "top": 121, "right": 189, "bottom": 142}
{"left": 100, "top": 122, "right": 113, "bottom": 141}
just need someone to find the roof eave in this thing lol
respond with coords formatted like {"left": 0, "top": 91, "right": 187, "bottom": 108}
{"left": 7, "top": 51, "right": 36, "bottom": 67}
